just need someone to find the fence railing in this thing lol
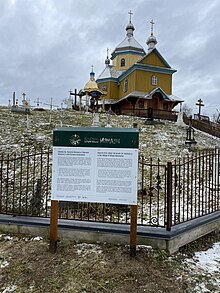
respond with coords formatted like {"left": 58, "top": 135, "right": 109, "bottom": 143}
{"left": 0, "top": 147, "right": 219, "bottom": 230}
{"left": 0, "top": 147, "right": 51, "bottom": 217}
{"left": 171, "top": 148, "right": 220, "bottom": 225}
{"left": 115, "top": 108, "right": 178, "bottom": 122}
{"left": 183, "top": 113, "right": 220, "bottom": 138}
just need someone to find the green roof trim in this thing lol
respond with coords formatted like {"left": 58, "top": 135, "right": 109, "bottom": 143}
{"left": 137, "top": 48, "right": 172, "bottom": 69}
{"left": 118, "top": 63, "right": 176, "bottom": 82}
{"left": 96, "top": 77, "right": 118, "bottom": 83}
{"left": 111, "top": 50, "right": 145, "bottom": 60}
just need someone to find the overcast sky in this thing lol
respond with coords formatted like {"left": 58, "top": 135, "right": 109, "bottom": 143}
{"left": 0, "top": 0, "right": 219, "bottom": 115}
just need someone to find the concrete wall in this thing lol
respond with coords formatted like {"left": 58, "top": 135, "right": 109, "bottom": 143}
{"left": 0, "top": 212, "right": 219, "bottom": 254}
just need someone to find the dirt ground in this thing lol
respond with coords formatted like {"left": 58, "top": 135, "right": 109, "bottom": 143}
{"left": 0, "top": 231, "right": 219, "bottom": 293}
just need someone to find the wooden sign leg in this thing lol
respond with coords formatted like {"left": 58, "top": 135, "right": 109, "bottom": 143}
{"left": 49, "top": 200, "right": 59, "bottom": 253}
{"left": 130, "top": 205, "right": 137, "bottom": 257}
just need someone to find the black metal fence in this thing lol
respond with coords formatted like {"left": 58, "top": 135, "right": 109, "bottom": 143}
{"left": 0, "top": 148, "right": 51, "bottom": 217}
{"left": 0, "top": 147, "right": 219, "bottom": 230}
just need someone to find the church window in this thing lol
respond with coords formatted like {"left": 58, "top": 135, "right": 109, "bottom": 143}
{"left": 121, "top": 58, "right": 125, "bottom": 67}
{"left": 151, "top": 75, "right": 157, "bottom": 85}
{"left": 124, "top": 79, "right": 128, "bottom": 92}
{"left": 101, "top": 84, "right": 107, "bottom": 91}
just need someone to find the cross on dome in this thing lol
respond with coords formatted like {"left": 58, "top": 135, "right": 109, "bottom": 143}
{"left": 105, "top": 48, "right": 110, "bottom": 65}
{"left": 146, "top": 19, "right": 157, "bottom": 51}
{"left": 150, "top": 19, "right": 155, "bottom": 36}
{"left": 128, "top": 10, "right": 133, "bottom": 23}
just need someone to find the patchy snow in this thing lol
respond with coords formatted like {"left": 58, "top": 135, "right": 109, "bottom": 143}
{"left": 0, "top": 260, "right": 9, "bottom": 269}
{"left": 194, "top": 242, "right": 220, "bottom": 273}
{"left": 1, "top": 285, "right": 17, "bottom": 293}
{"left": 76, "top": 243, "right": 103, "bottom": 256}
{"left": 23, "top": 236, "right": 43, "bottom": 242}
{"left": 184, "top": 242, "right": 220, "bottom": 292}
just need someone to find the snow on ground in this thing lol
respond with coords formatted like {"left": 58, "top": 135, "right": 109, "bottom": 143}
{"left": 0, "top": 108, "right": 219, "bottom": 291}
{"left": 184, "top": 242, "right": 220, "bottom": 292}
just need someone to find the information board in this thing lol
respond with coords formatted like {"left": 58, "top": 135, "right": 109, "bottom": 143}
{"left": 51, "top": 127, "right": 139, "bottom": 205}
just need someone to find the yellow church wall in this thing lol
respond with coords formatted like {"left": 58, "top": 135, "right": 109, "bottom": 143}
{"left": 118, "top": 71, "right": 137, "bottom": 98}
{"left": 135, "top": 70, "right": 172, "bottom": 94}
{"left": 113, "top": 53, "right": 142, "bottom": 71}
{"left": 109, "top": 82, "right": 119, "bottom": 99}
{"left": 140, "top": 51, "right": 168, "bottom": 68}
{"left": 98, "top": 81, "right": 119, "bottom": 100}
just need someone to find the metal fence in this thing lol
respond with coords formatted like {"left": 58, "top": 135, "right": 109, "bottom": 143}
{"left": 0, "top": 147, "right": 219, "bottom": 230}
{"left": 0, "top": 147, "right": 51, "bottom": 217}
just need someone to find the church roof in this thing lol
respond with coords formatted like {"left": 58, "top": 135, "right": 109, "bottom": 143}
{"left": 97, "top": 65, "right": 123, "bottom": 80}
{"left": 111, "top": 18, "right": 145, "bottom": 60}
{"left": 112, "top": 36, "right": 145, "bottom": 57}
{"left": 137, "top": 48, "right": 173, "bottom": 69}
{"left": 144, "top": 88, "right": 183, "bottom": 102}
{"left": 104, "top": 88, "right": 183, "bottom": 105}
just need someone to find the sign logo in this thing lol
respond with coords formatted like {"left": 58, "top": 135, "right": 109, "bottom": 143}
{"left": 70, "top": 134, "right": 81, "bottom": 146}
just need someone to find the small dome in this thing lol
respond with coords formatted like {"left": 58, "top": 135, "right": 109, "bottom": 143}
{"left": 105, "top": 56, "right": 110, "bottom": 65}
{"left": 126, "top": 22, "right": 135, "bottom": 37}
{"left": 146, "top": 34, "right": 157, "bottom": 46}
{"left": 84, "top": 79, "right": 98, "bottom": 91}
{"left": 126, "top": 22, "right": 135, "bottom": 31}
{"left": 84, "top": 70, "right": 99, "bottom": 91}
{"left": 146, "top": 19, "right": 157, "bottom": 51}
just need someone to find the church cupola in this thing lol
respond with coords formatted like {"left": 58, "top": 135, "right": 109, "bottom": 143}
{"left": 110, "top": 11, "right": 146, "bottom": 69}
{"left": 84, "top": 66, "right": 98, "bottom": 90}
{"left": 90, "top": 66, "right": 95, "bottom": 80}
{"left": 146, "top": 19, "right": 158, "bottom": 51}
{"left": 126, "top": 10, "right": 135, "bottom": 37}
{"left": 105, "top": 48, "right": 110, "bottom": 66}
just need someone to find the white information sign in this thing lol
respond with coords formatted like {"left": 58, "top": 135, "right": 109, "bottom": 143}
{"left": 51, "top": 147, "right": 138, "bottom": 204}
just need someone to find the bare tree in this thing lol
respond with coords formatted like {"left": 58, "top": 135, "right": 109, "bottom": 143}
{"left": 182, "top": 103, "right": 192, "bottom": 117}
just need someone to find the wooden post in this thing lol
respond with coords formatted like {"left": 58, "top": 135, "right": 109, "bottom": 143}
{"left": 130, "top": 204, "right": 137, "bottom": 257}
{"left": 49, "top": 200, "right": 59, "bottom": 253}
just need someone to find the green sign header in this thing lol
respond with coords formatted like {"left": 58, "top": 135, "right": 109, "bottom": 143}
{"left": 53, "top": 127, "right": 139, "bottom": 149}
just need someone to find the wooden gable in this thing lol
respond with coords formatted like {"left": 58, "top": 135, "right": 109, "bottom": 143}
{"left": 138, "top": 49, "right": 171, "bottom": 68}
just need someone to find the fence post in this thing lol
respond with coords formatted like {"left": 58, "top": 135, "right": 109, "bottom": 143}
{"left": 166, "top": 162, "right": 172, "bottom": 231}
{"left": 49, "top": 200, "right": 59, "bottom": 253}
{"left": 130, "top": 204, "right": 138, "bottom": 257}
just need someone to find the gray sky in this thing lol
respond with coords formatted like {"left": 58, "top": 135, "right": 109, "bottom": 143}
{"left": 0, "top": 0, "right": 219, "bottom": 115}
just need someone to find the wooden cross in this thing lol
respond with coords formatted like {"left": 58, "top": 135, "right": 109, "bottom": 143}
{"left": 69, "top": 89, "right": 78, "bottom": 107}
{"left": 150, "top": 19, "right": 155, "bottom": 36}
{"left": 128, "top": 10, "right": 133, "bottom": 23}
{"left": 196, "top": 98, "right": 204, "bottom": 116}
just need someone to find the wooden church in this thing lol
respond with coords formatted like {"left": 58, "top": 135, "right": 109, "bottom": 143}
{"left": 96, "top": 13, "right": 183, "bottom": 120}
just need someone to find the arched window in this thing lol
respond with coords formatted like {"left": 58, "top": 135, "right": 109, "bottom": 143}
{"left": 121, "top": 58, "right": 125, "bottom": 67}
{"left": 124, "top": 79, "right": 128, "bottom": 92}
{"left": 151, "top": 75, "right": 157, "bottom": 85}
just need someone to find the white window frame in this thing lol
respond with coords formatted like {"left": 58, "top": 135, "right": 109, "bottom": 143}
{"left": 151, "top": 75, "right": 157, "bottom": 85}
